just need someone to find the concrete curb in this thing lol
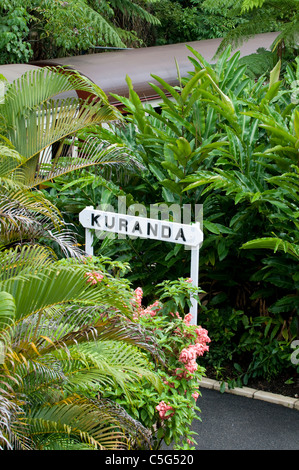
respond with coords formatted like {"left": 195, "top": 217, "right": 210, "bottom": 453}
{"left": 199, "top": 377, "right": 299, "bottom": 411}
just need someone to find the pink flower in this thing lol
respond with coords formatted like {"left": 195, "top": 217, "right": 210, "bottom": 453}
{"left": 177, "top": 328, "right": 210, "bottom": 377}
{"left": 192, "top": 391, "right": 200, "bottom": 400}
{"left": 193, "top": 342, "right": 209, "bottom": 356}
{"left": 134, "top": 287, "right": 143, "bottom": 307}
{"left": 183, "top": 313, "right": 193, "bottom": 325}
{"left": 85, "top": 271, "right": 104, "bottom": 285}
{"left": 132, "top": 297, "right": 162, "bottom": 320}
{"left": 195, "top": 327, "right": 211, "bottom": 344}
{"left": 179, "top": 346, "right": 197, "bottom": 364}
{"left": 185, "top": 360, "right": 198, "bottom": 373}
{"left": 169, "top": 311, "right": 182, "bottom": 320}
{"left": 156, "top": 401, "right": 174, "bottom": 420}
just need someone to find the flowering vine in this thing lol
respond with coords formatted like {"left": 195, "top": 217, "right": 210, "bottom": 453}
{"left": 84, "top": 271, "right": 104, "bottom": 285}
{"left": 129, "top": 281, "right": 211, "bottom": 449}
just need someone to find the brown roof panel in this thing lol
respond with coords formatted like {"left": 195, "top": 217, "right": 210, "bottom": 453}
{"left": 31, "top": 33, "right": 279, "bottom": 104}
{"left": 0, "top": 63, "right": 41, "bottom": 83}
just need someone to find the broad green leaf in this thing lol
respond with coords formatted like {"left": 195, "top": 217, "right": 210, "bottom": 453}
{"left": 294, "top": 109, "right": 299, "bottom": 138}
{"left": 269, "top": 60, "right": 281, "bottom": 89}
{"left": 150, "top": 73, "right": 182, "bottom": 104}
{"left": 161, "top": 161, "right": 185, "bottom": 179}
{"left": 241, "top": 237, "right": 299, "bottom": 260}
{"left": 259, "top": 124, "right": 297, "bottom": 145}
{"left": 0, "top": 290, "right": 15, "bottom": 329}
{"left": 181, "top": 69, "right": 207, "bottom": 103}
{"left": 161, "top": 179, "right": 182, "bottom": 195}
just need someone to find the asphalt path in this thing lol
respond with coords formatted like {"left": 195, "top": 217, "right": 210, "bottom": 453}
{"left": 191, "top": 388, "right": 299, "bottom": 450}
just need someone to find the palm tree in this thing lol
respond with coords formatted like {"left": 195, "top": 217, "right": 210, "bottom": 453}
{"left": 0, "top": 65, "right": 141, "bottom": 254}
{"left": 0, "top": 68, "right": 161, "bottom": 449}
{"left": 1, "top": 66, "right": 140, "bottom": 187}
{"left": 0, "top": 244, "right": 162, "bottom": 450}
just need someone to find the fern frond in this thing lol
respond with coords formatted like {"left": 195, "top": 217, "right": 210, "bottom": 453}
{"left": 110, "top": 0, "right": 161, "bottom": 25}
{"left": 241, "top": 0, "right": 266, "bottom": 12}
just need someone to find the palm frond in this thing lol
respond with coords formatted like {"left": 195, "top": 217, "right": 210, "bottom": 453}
{"left": 0, "top": 383, "right": 31, "bottom": 450}
{"left": 27, "top": 398, "right": 129, "bottom": 450}
{"left": 2, "top": 66, "right": 111, "bottom": 121}
{"left": 0, "top": 245, "right": 56, "bottom": 282}
{"left": 0, "top": 260, "right": 133, "bottom": 322}
{"left": 1, "top": 66, "right": 130, "bottom": 189}
{"left": 0, "top": 145, "right": 25, "bottom": 181}
{"left": 6, "top": 97, "right": 117, "bottom": 162}
{"left": 0, "top": 185, "right": 81, "bottom": 257}
{"left": 33, "top": 136, "right": 139, "bottom": 187}
{"left": 60, "top": 340, "right": 162, "bottom": 397}
{"left": 0, "top": 185, "right": 64, "bottom": 229}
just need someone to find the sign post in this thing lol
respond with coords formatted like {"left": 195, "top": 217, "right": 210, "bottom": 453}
{"left": 79, "top": 206, "right": 203, "bottom": 324}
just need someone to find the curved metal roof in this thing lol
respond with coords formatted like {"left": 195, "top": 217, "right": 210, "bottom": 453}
{"left": 30, "top": 32, "right": 279, "bottom": 105}
{"left": 0, "top": 33, "right": 279, "bottom": 105}
{"left": 0, "top": 63, "right": 40, "bottom": 83}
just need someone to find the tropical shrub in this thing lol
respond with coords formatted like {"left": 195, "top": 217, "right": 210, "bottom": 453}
{"left": 0, "top": 65, "right": 162, "bottom": 450}
{"left": 0, "top": 1, "right": 32, "bottom": 64}
{"left": 0, "top": 52, "right": 211, "bottom": 451}
{"left": 46, "top": 46, "right": 298, "bottom": 385}
{"left": 102, "top": 278, "right": 210, "bottom": 450}
{"left": 0, "top": 245, "right": 211, "bottom": 450}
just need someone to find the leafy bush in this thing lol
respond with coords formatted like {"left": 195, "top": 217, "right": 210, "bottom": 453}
{"left": 102, "top": 277, "right": 210, "bottom": 450}
{"left": 44, "top": 47, "right": 299, "bottom": 386}
{"left": 0, "top": 247, "right": 165, "bottom": 449}
{"left": 150, "top": 0, "right": 244, "bottom": 45}
{"left": 0, "top": 1, "right": 32, "bottom": 64}
{"left": 0, "top": 247, "right": 210, "bottom": 449}
{"left": 0, "top": 0, "right": 160, "bottom": 63}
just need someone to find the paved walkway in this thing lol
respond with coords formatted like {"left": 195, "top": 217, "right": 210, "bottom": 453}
{"left": 194, "top": 387, "right": 299, "bottom": 450}
{"left": 161, "top": 380, "right": 299, "bottom": 451}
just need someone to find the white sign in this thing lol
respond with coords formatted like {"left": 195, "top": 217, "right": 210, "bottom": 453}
{"left": 79, "top": 207, "right": 203, "bottom": 247}
{"left": 79, "top": 206, "right": 203, "bottom": 325}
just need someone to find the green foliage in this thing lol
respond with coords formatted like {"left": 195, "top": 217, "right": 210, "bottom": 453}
{"left": 151, "top": 0, "right": 244, "bottom": 45}
{"left": 47, "top": 46, "right": 299, "bottom": 385}
{"left": 0, "top": 0, "right": 161, "bottom": 63}
{"left": 238, "top": 48, "right": 278, "bottom": 79}
{"left": 0, "top": 66, "right": 140, "bottom": 256}
{"left": 103, "top": 279, "right": 209, "bottom": 450}
{"left": 0, "top": 246, "right": 165, "bottom": 449}
{"left": 197, "top": 304, "right": 297, "bottom": 387}
{"left": 0, "top": 243, "right": 210, "bottom": 450}
{"left": 201, "top": 0, "right": 299, "bottom": 56}
{"left": 0, "top": 1, "right": 32, "bottom": 64}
